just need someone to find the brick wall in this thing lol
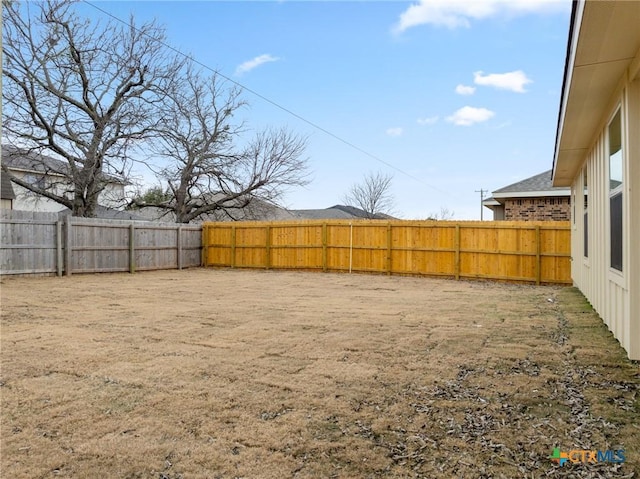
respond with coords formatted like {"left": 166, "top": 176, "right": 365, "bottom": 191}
{"left": 504, "top": 197, "right": 570, "bottom": 221}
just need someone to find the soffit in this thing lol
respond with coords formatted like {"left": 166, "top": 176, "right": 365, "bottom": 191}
{"left": 554, "top": 1, "right": 640, "bottom": 187}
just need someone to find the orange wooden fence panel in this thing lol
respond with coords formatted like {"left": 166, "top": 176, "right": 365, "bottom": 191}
{"left": 202, "top": 220, "right": 571, "bottom": 284}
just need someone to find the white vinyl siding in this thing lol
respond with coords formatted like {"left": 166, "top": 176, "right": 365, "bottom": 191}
{"left": 571, "top": 79, "right": 639, "bottom": 360}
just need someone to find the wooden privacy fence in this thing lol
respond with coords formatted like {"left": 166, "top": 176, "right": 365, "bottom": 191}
{"left": 0, "top": 210, "right": 202, "bottom": 276}
{"left": 203, "top": 219, "right": 572, "bottom": 284}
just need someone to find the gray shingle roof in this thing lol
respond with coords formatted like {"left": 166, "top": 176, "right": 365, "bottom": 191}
{"left": 56, "top": 206, "right": 148, "bottom": 221}
{"left": 291, "top": 205, "right": 394, "bottom": 220}
{"left": 493, "top": 170, "right": 570, "bottom": 194}
{"left": 2, "top": 145, "right": 69, "bottom": 176}
{"left": 1, "top": 145, "right": 125, "bottom": 183}
{"left": 291, "top": 207, "right": 358, "bottom": 220}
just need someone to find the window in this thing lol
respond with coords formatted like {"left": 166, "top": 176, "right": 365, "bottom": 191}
{"left": 609, "top": 109, "right": 623, "bottom": 271}
{"left": 583, "top": 168, "right": 588, "bottom": 258}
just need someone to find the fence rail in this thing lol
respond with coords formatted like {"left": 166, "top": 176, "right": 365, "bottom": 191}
{"left": 1, "top": 210, "right": 202, "bottom": 276}
{"left": 203, "top": 219, "right": 571, "bottom": 284}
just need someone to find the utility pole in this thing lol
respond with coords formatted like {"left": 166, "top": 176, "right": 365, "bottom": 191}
{"left": 475, "top": 189, "right": 487, "bottom": 221}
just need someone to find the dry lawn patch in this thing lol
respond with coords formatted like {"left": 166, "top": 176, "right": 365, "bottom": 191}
{"left": 1, "top": 268, "right": 638, "bottom": 478}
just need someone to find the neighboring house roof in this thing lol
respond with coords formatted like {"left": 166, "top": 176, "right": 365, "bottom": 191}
{"left": 132, "top": 195, "right": 297, "bottom": 224}
{"left": 482, "top": 197, "right": 501, "bottom": 207}
{"left": 290, "top": 207, "right": 356, "bottom": 220}
{"left": 1, "top": 144, "right": 126, "bottom": 184}
{"left": 486, "top": 170, "right": 570, "bottom": 203}
{"left": 291, "top": 205, "right": 394, "bottom": 220}
{"left": 483, "top": 170, "right": 570, "bottom": 211}
{"left": 1, "top": 173, "right": 16, "bottom": 200}
{"left": 132, "top": 207, "right": 179, "bottom": 223}
{"left": 134, "top": 198, "right": 396, "bottom": 223}
{"left": 2, "top": 144, "right": 67, "bottom": 176}
{"left": 56, "top": 206, "right": 148, "bottom": 221}
{"left": 205, "top": 197, "right": 296, "bottom": 222}
{"left": 552, "top": 1, "right": 640, "bottom": 186}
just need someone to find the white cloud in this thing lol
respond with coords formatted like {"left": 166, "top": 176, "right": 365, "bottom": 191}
{"left": 386, "top": 127, "right": 404, "bottom": 137}
{"left": 417, "top": 116, "right": 439, "bottom": 125}
{"left": 446, "top": 106, "right": 495, "bottom": 126}
{"left": 455, "top": 84, "right": 476, "bottom": 95}
{"left": 473, "top": 70, "right": 532, "bottom": 92}
{"left": 235, "top": 54, "right": 280, "bottom": 76}
{"left": 393, "top": 0, "right": 568, "bottom": 32}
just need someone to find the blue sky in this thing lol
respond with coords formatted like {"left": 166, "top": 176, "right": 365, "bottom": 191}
{"left": 82, "top": 0, "right": 572, "bottom": 219}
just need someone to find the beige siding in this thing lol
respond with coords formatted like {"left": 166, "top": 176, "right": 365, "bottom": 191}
{"left": 572, "top": 78, "right": 639, "bottom": 360}
{"left": 628, "top": 78, "right": 640, "bottom": 360}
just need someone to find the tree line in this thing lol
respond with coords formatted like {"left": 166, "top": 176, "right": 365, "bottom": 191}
{"left": 2, "top": 0, "right": 309, "bottom": 222}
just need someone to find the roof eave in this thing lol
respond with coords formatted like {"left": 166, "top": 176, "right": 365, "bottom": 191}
{"left": 482, "top": 199, "right": 501, "bottom": 207}
{"left": 552, "top": 0, "right": 640, "bottom": 187}
{"left": 552, "top": 0, "right": 582, "bottom": 187}
{"left": 492, "top": 190, "right": 571, "bottom": 199}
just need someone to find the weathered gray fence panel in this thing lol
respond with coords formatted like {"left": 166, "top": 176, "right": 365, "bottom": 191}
{"left": 181, "top": 227, "right": 203, "bottom": 269}
{"left": 71, "top": 219, "right": 130, "bottom": 273}
{"left": 0, "top": 210, "right": 202, "bottom": 276}
{"left": 0, "top": 210, "right": 62, "bottom": 275}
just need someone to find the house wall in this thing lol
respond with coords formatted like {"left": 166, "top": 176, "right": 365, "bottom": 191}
{"left": 12, "top": 182, "right": 67, "bottom": 212}
{"left": 99, "top": 183, "right": 128, "bottom": 209}
{"left": 1, "top": 199, "right": 12, "bottom": 209}
{"left": 8, "top": 170, "right": 126, "bottom": 213}
{"left": 630, "top": 78, "right": 640, "bottom": 362}
{"left": 504, "top": 197, "right": 570, "bottom": 221}
{"left": 492, "top": 205, "right": 505, "bottom": 221}
{"left": 571, "top": 77, "right": 639, "bottom": 360}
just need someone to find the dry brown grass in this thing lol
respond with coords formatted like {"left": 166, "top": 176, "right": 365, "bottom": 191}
{"left": 1, "top": 268, "right": 638, "bottom": 478}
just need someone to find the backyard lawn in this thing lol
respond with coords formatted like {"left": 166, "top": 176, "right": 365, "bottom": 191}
{"left": 1, "top": 268, "right": 638, "bottom": 478}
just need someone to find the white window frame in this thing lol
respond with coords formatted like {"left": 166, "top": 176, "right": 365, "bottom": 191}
{"left": 606, "top": 104, "right": 625, "bottom": 285}
{"left": 582, "top": 165, "right": 589, "bottom": 265}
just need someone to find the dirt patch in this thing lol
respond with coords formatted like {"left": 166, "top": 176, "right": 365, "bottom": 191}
{"left": 1, "top": 268, "right": 638, "bottom": 478}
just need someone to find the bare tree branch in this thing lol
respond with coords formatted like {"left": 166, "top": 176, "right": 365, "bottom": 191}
{"left": 131, "top": 67, "right": 309, "bottom": 223}
{"left": 426, "top": 207, "right": 455, "bottom": 220}
{"left": 343, "top": 171, "right": 395, "bottom": 218}
{"left": 2, "top": 0, "right": 183, "bottom": 216}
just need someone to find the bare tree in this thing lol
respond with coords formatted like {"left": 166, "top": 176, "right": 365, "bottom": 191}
{"left": 2, "top": 0, "right": 182, "bottom": 216}
{"left": 343, "top": 171, "right": 395, "bottom": 218}
{"left": 426, "top": 207, "right": 455, "bottom": 220}
{"left": 131, "top": 68, "right": 309, "bottom": 223}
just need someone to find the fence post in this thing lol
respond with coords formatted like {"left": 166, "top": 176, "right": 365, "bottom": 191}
{"left": 454, "top": 224, "right": 461, "bottom": 280}
{"left": 387, "top": 223, "right": 392, "bottom": 275}
{"left": 129, "top": 223, "right": 135, "bottom": 274}
{"left": 349, "top": 222, "right": 353, "bottom": 274}
{"left": 535, "top": 225, "right": 541, "bottom": 285}
{"left": 177, "top": 226, "right": 183, "bottom": 270}
{"left": 231, "top": 225, "right": 236, "bottom": 268}
{"left": 201, "top": 225, "right": 207, "bottom": 267}
{"left": 265, "top": 225, "right": 271, "bottom": 269}
{"left": 64, "top": 216, "right": 72, "bottom": 276}
{"left": 56, "top": 220, "right": 63, "bottom": 277}
{"left": 322, "top": 223, "right": 328, "bottom": 272}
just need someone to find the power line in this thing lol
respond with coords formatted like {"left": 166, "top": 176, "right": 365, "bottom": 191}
{"left": 82, "top": 1, "right": 451, "bottom": 196}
